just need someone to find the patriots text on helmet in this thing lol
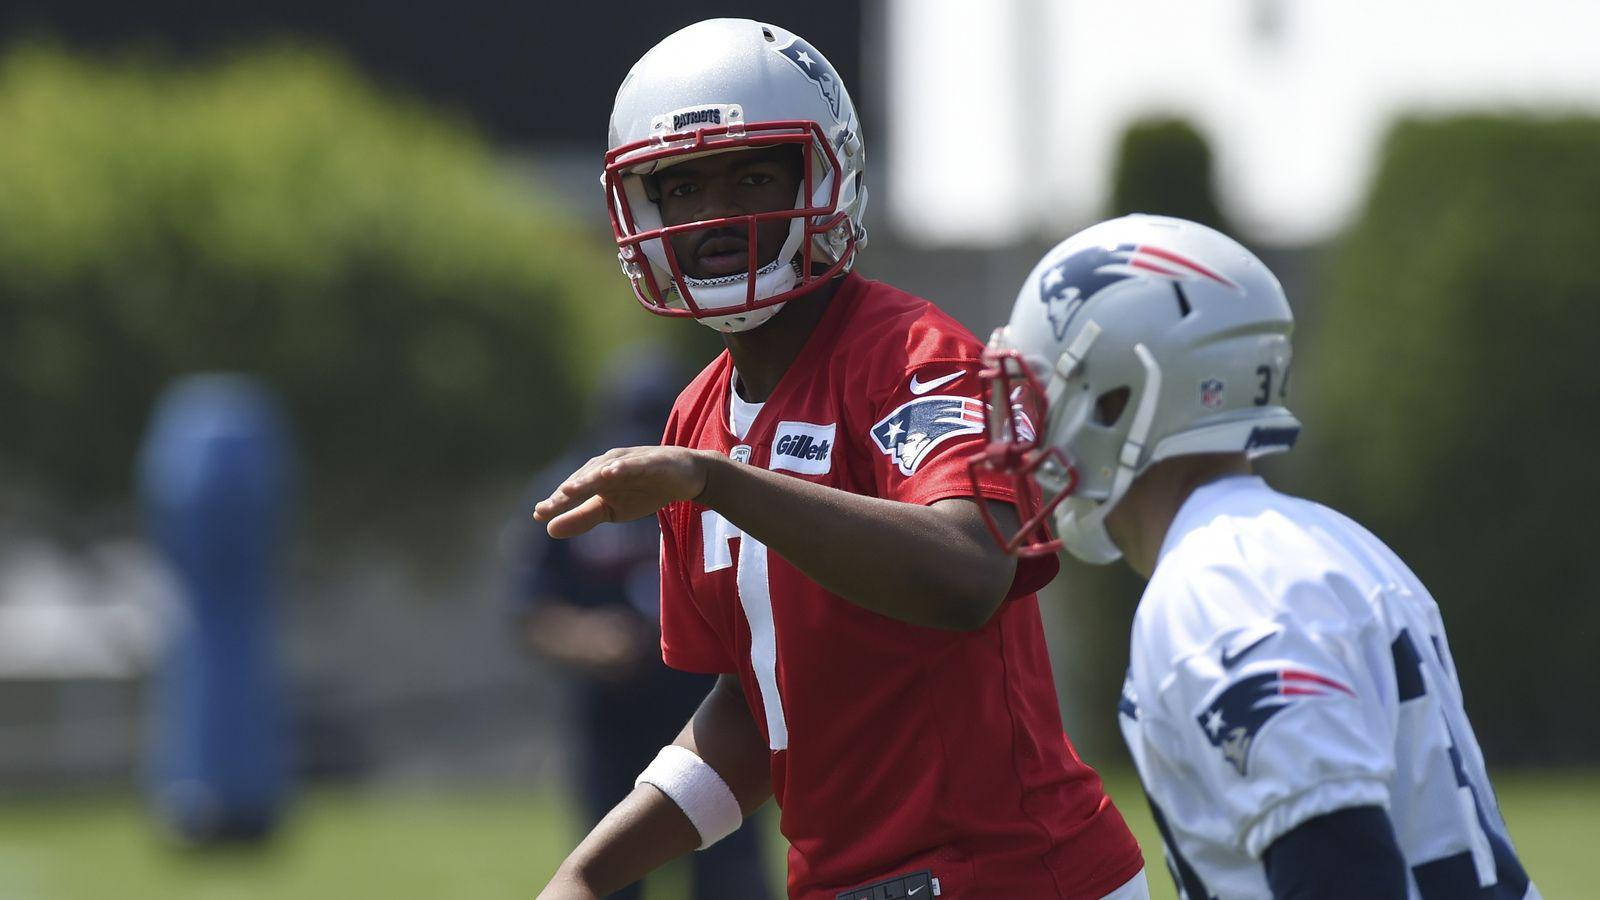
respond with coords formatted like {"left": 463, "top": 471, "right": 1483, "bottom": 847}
{"left": 671, "top": 108, "right": 722, "bottom": 131}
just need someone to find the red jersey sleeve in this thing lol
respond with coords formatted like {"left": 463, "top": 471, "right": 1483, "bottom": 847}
{"left": 857, "top": 335, "right": 1059, "bottom": 599}
{"left": 657, "top": 502, "right": 738, "bottom": 674}
{"left": 864, "top": 358, "right": 1006, "bottom": 509}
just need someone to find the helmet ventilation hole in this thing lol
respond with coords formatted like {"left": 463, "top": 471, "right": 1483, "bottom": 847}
{"left": 1094, "top": 387, "right": 1131, "bottom": 426}
{"left": 762, "top": 27, "right": 775, "bottom": 42}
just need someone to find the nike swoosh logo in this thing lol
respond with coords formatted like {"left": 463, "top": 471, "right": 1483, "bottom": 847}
{"left": 1221, "top": 633, "right": 1273, "bottom": 669}
{"left": 908, "top": 887, "right": 925, "bottom": 896}
{"left": 908, "top": 370, "right": 963, "bottom": 395}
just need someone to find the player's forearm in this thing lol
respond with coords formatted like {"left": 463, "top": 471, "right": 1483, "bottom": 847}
{"left": 539, "top": 676, "right": 771, "bottom": 898}
{"left": 544, "top": 784, "right": 699, "bottom": 896}
{"left": 678, "top": 674, "right": 775, "bottom": 814}
{"left": 697, "top": 452, "right": 1015, "bottom": 629}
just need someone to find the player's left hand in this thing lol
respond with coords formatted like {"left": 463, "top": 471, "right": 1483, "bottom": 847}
{"left": 534, "top": 446, "right": 712, "bottom": 538}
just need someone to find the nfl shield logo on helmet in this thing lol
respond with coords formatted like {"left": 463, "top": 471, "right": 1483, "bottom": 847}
{"left": 1200, "top": 378, "right": 1225, "bottom": 409}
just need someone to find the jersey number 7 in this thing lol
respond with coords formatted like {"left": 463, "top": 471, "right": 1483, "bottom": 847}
{"left": 703, "top": 510, "right": 790, "bottom": 750}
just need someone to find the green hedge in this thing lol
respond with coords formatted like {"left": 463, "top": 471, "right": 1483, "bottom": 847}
{"left": 1296, "top": 115, "right": 1600, "bottom": 762}
{"left": 1106, "top": 117, "right": 1227, "bottom": 230}
{"left": 0, "top": 43, "right": 646, "bottom": 500}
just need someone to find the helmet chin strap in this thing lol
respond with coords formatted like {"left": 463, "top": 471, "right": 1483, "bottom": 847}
{"left": 674, "top": 196, "right": 809, "bottom": 333}
{"left": 1055, "top": 498, "right": 1124, "bottom": 564}
{"left": 1056, "top": 342, "right": 1163, "bottom": 565}
{"left": 683, "top": 252, "right": 800, "bottom": 333}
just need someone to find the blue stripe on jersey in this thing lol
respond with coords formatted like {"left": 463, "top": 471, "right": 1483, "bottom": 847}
{"left": 1392, "top": 629, "right": 1427, "bottom": 702}
{"left": 1393, "top": 626, "right": 1531, "bottom": 897}
{"left": 1413, "top": 850, "right": 1524, "bottom": 899}
{"left": 1410, "top": 727, "right": 1531, "bottom": 898}
{"left": 1413, "top": 846, "right": 1533, "bottom": 899}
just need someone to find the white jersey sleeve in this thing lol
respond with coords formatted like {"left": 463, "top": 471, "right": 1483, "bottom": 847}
{"left": 1131, "top": 563, "right": 1395, "bottom": 859}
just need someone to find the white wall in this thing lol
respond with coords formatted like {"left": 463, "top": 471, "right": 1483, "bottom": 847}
{"left": 886, "top": 0, "right": 1600, "bottom": 245}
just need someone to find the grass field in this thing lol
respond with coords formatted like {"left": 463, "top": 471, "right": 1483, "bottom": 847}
{"left": 0, "top": 770, "right": 1591, "bottom": 898}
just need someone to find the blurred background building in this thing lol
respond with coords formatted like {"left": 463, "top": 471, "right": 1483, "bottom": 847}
{"left": 1, "top": 1, "right": 1597, "bottom": 897}
{"left": 886, "top": 0, "right": 1600, "bottom": 244}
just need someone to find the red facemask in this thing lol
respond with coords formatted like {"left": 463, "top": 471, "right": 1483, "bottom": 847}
{"left": 603, "top": 119, "right": 856, "bottom": 320}
{"left": 966, "top": 347, "right": 1078, "bottom": 557}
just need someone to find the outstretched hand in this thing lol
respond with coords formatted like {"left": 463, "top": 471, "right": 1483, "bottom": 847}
{"left": 534, "top": 446, "right": 713, "bottom": 538}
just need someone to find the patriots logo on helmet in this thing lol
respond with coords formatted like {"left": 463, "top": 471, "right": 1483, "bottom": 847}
{"left": 871, "top": 394, "right": 986, "bottom": 476}
{"left": 1198, "top": 669, "right": 1355, "bottom": 775}
{"left": 775, "top": 37, "right": 842, "bottom": 119}
{"left": 1039, "top": 242, "right": 1240, "bottom": 341}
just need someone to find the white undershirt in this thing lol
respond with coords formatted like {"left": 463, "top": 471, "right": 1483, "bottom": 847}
{"left": 728, "top": 371, "right": 764, "bottom": 441}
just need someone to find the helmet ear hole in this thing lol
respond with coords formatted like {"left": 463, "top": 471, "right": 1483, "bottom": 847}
{"left": 1093, "top": 386, "right": 1131, "bottom": 426}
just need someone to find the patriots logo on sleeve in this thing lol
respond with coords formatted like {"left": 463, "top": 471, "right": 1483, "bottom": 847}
{"left": 871, "top": 394, "right": 986, "bottom": 476}
{"left": 1197, "top": 669, "right": 1355, "bottom": 776}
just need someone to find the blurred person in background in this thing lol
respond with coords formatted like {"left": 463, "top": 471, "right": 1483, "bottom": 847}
{"left": 509, "top": 346, "right": 772, "bottom": 900}
{"left": 533, "top": 18, "right": 1145, "bottom": 900}
{"left": 974, "top": 215, "right": 1538, "bottom": 900}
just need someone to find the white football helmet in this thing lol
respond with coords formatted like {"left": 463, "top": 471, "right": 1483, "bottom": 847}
{"left": 603, "top": 18, "right": 869, "bottom": 333}
{"left": 971, "top": 215, "right": 1300, "bottom": 563}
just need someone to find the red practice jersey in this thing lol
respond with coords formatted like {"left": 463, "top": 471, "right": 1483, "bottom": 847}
{"left": 657, "top": 274, "right": 1143, "bottom": 899}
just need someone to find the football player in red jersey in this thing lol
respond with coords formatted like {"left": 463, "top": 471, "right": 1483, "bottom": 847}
{"left": 534, "top": 19, "right": 1147, "bottom": 900}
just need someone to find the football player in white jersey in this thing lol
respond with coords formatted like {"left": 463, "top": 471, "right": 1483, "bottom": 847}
{"left": 968, "top": 214, "right": 1540, "bottom": 899}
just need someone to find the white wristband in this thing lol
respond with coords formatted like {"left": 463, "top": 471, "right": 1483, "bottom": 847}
{"left": 634, "top": 745, "right": 744, "bottom": 849}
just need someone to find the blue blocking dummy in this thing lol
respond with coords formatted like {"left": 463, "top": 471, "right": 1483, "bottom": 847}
{"left": 139, "top": 374, "right": 292, "bottom": 842}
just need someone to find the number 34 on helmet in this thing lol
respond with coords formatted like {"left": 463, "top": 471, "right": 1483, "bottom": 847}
{"left": 968, "top": 215, "right": 1301, "bottom": 563}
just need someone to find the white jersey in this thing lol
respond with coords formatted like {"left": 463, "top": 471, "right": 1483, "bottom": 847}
{"left": 1119, "top": 475, "right": 1537, "bottom": 900}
